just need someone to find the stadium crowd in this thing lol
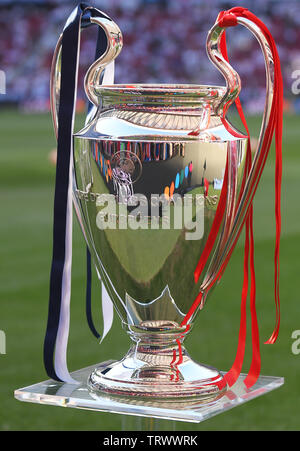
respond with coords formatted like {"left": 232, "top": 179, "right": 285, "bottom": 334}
{"left": 0, "top": 0, "right": 299, "bottom": 112}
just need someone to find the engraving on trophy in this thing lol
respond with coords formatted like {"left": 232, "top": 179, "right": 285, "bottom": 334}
{"left": 111, "top": 150, "right": 142, "bottom": 203}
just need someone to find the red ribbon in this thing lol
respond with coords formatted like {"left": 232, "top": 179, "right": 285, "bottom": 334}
{"left": 219, "top": 17, "right": 260, "bottom": 389}
{"left": 193, "top": 159, "right": 229, "bottom": 285}
{"left": 225, "top": 7, "right": 282, "bottom": 346}
{"left": 217, "top": 12, "right": 238, "bottom": 28}
{"left": 181, "top": 7, "right": 282, "bottom": 389}
{"left": 203, "top": 178, "right": 209, "bottom": 197}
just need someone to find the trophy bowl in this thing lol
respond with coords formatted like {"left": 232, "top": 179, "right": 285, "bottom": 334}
{"left": 72, "top": 81, "right": 247, "bottom": 399}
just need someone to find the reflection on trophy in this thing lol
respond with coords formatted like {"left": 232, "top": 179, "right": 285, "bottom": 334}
{"left": 48, "top": 6, "right": 282, "bottom": 401}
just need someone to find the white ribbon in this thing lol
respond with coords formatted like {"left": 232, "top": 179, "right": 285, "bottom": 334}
{"left": 53, "top": 51, "right": 115, "bottom": 383}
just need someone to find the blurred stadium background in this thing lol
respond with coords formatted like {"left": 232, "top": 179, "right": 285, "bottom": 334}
{"left": 0, "top": 0, "right": 300, "bottom": 431}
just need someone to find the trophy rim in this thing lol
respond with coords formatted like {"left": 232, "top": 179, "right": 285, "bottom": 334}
{"left": 93, "top": 83, "right": 227, "bottom": 107}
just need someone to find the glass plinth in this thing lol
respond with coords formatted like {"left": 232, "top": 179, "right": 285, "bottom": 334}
{"left": 14, "top": 361, "right": 284, "bottom": 424}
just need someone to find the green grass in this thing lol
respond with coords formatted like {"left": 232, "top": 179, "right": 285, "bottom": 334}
{"left": 0, "top": 109, "right": 299, "bottom": 430}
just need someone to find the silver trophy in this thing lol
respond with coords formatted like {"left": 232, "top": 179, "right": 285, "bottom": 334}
{"left": 50, "top": 11, "right": 275, "bottom": 400}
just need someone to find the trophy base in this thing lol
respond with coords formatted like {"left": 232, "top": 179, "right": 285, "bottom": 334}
{"left": 88, "top": 351, "right": 227, "bottom": 401}
{"left": 15, "top": 362, "right": 284, "bottom": 425}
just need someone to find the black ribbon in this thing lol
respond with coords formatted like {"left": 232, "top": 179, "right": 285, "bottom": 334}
{"left": 44, "top": 3, "right": 110, "bottom": 381}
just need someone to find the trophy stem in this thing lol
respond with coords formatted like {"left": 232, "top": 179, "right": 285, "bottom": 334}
{"left": 88, "top": 320, "right": 227, "bottom": 401}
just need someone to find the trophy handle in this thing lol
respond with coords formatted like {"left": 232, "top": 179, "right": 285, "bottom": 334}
{"left": 206, "top": 26, "right": 241, "bottom": 116}
{"left": 204, "top": 15, "right": 275, "bottom": 288}
{"left": 50, "top": 13, "right": 122, "bottom": 139}
{"left": 84, "top": 16, "right": 122, "bottom": 106}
